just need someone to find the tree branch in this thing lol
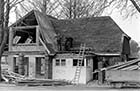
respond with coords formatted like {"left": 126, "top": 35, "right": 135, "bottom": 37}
{"left": 129, "top": 0, "right": 140, "bottom": 13}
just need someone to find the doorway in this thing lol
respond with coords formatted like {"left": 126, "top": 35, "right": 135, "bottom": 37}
{"left": 13, "top": 57, "right": 29, "bottom": 76}
{"left": 93, "top": 56, "right": 98, "bottom": 80}
{"left": 36, "top": 57, "right": 45, "bottom": 78}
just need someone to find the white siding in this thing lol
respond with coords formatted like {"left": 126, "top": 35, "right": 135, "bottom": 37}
{"left": 86, "top": 57, "right": 93, "bottom": 82}
{"left": 53, "top": 58, "right": 87, "bottom": 84}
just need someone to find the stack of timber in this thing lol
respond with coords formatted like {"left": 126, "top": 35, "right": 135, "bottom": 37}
{"left": 15, "top": 79, "right": 71, "bottom": 86}
{"left": 2, "top": 70, "right": 26, "bottom": 83}
{"left": 2, "top": 70, "right": 71, "bottom": 86}
{"left": 92, "top": 58, "right": 140, "bottom": 73}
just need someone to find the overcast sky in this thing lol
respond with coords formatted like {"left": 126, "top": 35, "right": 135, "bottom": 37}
{"left": 110, "top": 10, "right": 140, "bottom": 43}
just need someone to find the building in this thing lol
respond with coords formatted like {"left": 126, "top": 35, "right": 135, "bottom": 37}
{"left": 8, "top": 10, "right": 131, "bottom": 84}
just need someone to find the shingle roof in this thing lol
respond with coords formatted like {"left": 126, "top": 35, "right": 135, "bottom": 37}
{"left": 51, "top": 16, "right": 128, "bottom": 53}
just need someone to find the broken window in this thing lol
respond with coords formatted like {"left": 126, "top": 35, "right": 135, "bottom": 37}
{"left": 36, "top": 57, "right": 45, "bottom": 77}
{"left": 13, "top": 57, "right": 18, "bottom": 73}
{"left": 13, "top": 57, "right": 29, "bottom": 76}
{"left": 13, "top": 28, "right": 37, "bottom": 45}
{"left": 73, "top": 59, "right": 84, "bottom": 66}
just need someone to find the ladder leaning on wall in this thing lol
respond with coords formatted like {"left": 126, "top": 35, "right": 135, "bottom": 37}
{"left": 72, "top": 43, "right": 86, "bottom": 84}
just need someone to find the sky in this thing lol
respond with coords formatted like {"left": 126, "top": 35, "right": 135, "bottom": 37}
{"left": 110, "top": 10, "right": 140, "bottom": 43}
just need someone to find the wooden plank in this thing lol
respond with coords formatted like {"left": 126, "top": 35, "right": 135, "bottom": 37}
{"left": 36, "top": 26, "right": 39, "bottom": 46}
{"left": 8, "top": 51, "right": 45, "bottom": 55}
{"left": 12, "top": 25, "right": 37, "bottom": 30}
{"left": 121, "top": 65, "right": 138, "bottom": 70}
{"left": 112, "top": 59, "right": 140, "bottom": 70}
{"left": 39, "top": 37, "right": 50, "bottom": 54}
{"left": 98, "top": 61, "right": 103, "bottom": 84}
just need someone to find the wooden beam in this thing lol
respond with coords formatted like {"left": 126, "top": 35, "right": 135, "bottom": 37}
{"left": 8, "top": 51, "right": 45, "bottom": 55}
{"left": 36, "top": 26, "right": 39, "bottom": 46}
{"left": 98, "top": 61, "right": 104, "bottom": 84}
{"left": 39, "top": 37, "right": 50, "bottom": 54}
{"left": 44, "top": 55, "right": 49, "bottom": 79}
{"left": 18, "top": 53, "right": 24, "bottom": 75}
{"left": 12, "top": 25, "right": 37, "bottom": 30}
{"left": 9, "top": 27, "right": 14, "bottom": 51}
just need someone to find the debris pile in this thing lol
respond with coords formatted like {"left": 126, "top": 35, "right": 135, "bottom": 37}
{"left": 15, "top": 79, "right": 71, "bottom": 86}
{"left": 2, "top": 70, "right": 26, "bottom": 84}
{"left": 92, "top": 58, "right": 140, "bottom": 74}
{"left": 2, "top": 70, "right": 71, "bottom": 86}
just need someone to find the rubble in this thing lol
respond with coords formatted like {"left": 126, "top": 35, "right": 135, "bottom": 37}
{"left": 2, "top": 70, "right": 71, "bottom": 86}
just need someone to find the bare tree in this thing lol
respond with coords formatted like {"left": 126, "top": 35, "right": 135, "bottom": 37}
{"left": 14, "top": 0, "right": 140, "bottom": 20}
{"left": 129, "top": 0, "right": 140, "bottom": 13}
{"left": 16, "top": 0, "right": 115, "bottom": 19}
{"left": 0, "top": 0, "right": 24, "bottom": 82}
{"left": 57, "top": 0, "right": 115, "bottom": 19}
{"left": 107, "top": 0, "right": 140, "bottom": 18}
{"left": 0, "top": 0, "right": 5, "bottom": 81}
{"left": 15, "top": 0, "right": 61, "bottom": 19}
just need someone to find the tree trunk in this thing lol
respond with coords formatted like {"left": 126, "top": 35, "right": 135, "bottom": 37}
{"left": 41, "top": 0, "right": 47, "bottom": 13}
{"left": 0, "top": 0, "right": 10, "bottom": 82}
{"left": 0, "top": 0, "right": 4, "bottom": 81}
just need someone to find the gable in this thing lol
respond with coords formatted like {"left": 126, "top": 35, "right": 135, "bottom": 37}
{"left": 10, "top": 10, "right": 57, "bottom": 54}
{"left": 10, "top": 10, "right": 38, "bottom": 27}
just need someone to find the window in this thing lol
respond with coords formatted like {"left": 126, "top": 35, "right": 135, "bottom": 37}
{"left": 86, "top": 58, "right": 90, "bottom": 67}
{"left": 55, "top": 59, "right": 66, "bottom": 66}
{"left": 55, "top": 59, "right": 60, "bottom": 66}
{"left": 73, "top": 59, "right": 84, "bottom": 66}
{"left": 61, "top": 59, "right": 66, "bottom": 66}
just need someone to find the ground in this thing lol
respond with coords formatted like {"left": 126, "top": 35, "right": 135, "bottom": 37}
{"left": 1, "top": 64, "right": 140, "bottom": 91}
{"left": 0, "top": 82, "right": 140, "bottom": 91}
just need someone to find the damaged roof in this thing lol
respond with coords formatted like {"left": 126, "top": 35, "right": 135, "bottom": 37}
{"left": 51, "top": 16, "right": 128, "bottom": 53}
{"left": 10, "top": 10, "right": 130, "bottom": 54}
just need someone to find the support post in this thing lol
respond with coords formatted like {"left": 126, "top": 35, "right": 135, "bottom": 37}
{"left": 98, "top": 61, "right": 103, "bottom": 84}
{"left": 18, "top": 53, "right": 24, "bottom": 75}
{"left": 44, "top": 55, "right": 49, "bottom": 79}
{"left": 36, "top": 26, "right": 39, "bottom": 46}
{"left": 9, "top": 27, "right": 14, "bottom": 51}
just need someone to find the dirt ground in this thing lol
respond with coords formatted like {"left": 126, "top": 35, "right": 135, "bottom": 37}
{"left": 0, "top": 81, "right": 140, "bottom": 91}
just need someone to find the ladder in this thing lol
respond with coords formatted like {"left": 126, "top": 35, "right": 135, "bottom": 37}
{"left": 72, "top": 44, "right": 86, "bottom": 84}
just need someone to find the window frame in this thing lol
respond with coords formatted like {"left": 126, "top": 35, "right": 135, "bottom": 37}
{"left": 55, "top": 59, "right": 60, "bottom": 66}
{"left": 61, "top": 59, "right": 66, "bottom": 66}
{"left": 73, "top": 59, "right": 84, "bottom": 66}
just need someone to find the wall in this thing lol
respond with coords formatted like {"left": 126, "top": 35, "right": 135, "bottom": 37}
{"left": 8, "top": 54, "right": 45, "bottom": 78}
{"left": 86, "top": 57, "right": 93, "bottom": 83}
{"left": 11, "top": 45, "right": 44, "bottom": 52}
{"left": 1, "top": 56, "right": 8, "bottom": 70}
{"left": 53, "top": 58, "right": 86, "bottom": 84}
{"left": 7, "top": 55, "right": 16, "bottom": 72}
{"left": 52, "top": 54, "right": 93, "bottom": 84}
